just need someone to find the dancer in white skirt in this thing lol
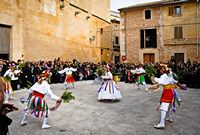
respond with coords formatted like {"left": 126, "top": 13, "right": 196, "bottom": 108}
{"left": 98, "top": 65, "right": 122, "bottom": 100}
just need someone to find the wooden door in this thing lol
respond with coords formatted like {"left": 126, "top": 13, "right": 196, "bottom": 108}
{"left": 174, "top": 53, "right": 184, "bottom": 64}
{"left": 0, "top": 24, "right": 11, "bottom": 60}
{"left": 143, "top": 53, "right": 155, "bottom": 63}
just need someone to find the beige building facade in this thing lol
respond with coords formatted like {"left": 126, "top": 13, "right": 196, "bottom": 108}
{"left": 0, "top": 0, "right": 111, "bottom": 63}
{"left": 119, "top": 0, "right": 200, "bottom": 63}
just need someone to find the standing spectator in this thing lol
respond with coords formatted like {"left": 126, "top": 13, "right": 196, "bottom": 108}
{"left": 170, "top": 55, "right": 176, "bottom": 63}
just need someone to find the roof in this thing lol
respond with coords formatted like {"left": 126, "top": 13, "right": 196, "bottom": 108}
{"left": 119, "top": 0, "right": 195, "bottom": 11}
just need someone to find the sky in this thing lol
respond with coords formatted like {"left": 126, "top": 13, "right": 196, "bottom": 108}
{"left": 110, "top": 0, "right": 158, "bottom": 12}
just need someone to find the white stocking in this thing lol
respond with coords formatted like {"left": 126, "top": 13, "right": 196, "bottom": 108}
{"left": 4, "top": 93, "right": 9, "bottom": 103}
{"left": 64, "top": 82, "right": 67, "bottom": 89}
{"left": 43, "top": 117, "right": 48, "bottom": 125}
{"left": 167, "top": 106, "right": 173, "bottom": 120}
{"left": 159, "top": 110, "right": 166, "bottom": 126}
{"left": 21, "top": 109, "right": 29, "bottom": 125}
{"left": 142, "top": 82, "right": 148, "bottom": 90}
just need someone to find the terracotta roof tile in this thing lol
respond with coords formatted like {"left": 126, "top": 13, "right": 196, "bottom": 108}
{"left": 119, "top": 0, "right": 193, "bottom": 11}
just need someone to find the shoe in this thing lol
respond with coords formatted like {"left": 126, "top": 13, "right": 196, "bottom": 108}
{"left": 3, "top": 101, "right": 9, "bottom": 104}
{"left": 154, "top": 123, "right": 165, "bottom": 129}
{"left": 166, "top": 117, "right": 173, "bottom": 123}
{"left": 9, "top": 96, "right": 14, "bottom": 100}
{"left": 42, "top": 124, "right": 52, "bottom": 129}
{"left": 21, "top": 120, "right": 28, "bottom": 126}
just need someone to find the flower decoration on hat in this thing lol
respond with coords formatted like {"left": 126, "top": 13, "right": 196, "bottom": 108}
{"left": 42, "top": 69, "right": 51, "bottom": 78}
{"left": 104, "top": 64, "right": 110, "bottom": 71}
{"left": 106, "top": 64, "right": 110, "bottom": 69}
{"left": 160, "top": 64, "right": 170, "bottom": 73}
{"left": 67, "top": 63, "right": 72, "bottom": 67}
{"left": 37, "top": 69, "right": 52, "bottom": 83}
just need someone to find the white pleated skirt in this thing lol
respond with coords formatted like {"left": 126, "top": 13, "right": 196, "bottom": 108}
{"left": 98, "top": 80, "right": 122, "bottom": 100}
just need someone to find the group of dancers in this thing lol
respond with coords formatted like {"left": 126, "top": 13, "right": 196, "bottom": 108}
{"left": 0, "top": 63, "right": 186, "bottom": 133}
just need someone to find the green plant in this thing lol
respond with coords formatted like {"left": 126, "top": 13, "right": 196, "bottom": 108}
{"left": 26, "top": 81, "right": 33, "bottom": 89}
{"left": 144, "top": 64, "right": 156, "bottom": 78}
{"left": 175, "top": 67, "right": 187, "bottom": 82}
{"left": 96, "top": 67, "right": 105, "bottom": 76}
{"left": 18, "top": 62, "right": 25, "bottom": 70}
{"left": 112, "top": 70, "right": 122, "bottom": 77}
{"left": 61, "top": 91, "right": 75, "bottom": 103}
{"left": 4, "top": 75, "right": 12, "bottom": 82}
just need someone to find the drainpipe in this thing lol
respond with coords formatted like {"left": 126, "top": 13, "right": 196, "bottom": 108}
{"left": 197, "top": 0, "right": 199, "bottom": 57}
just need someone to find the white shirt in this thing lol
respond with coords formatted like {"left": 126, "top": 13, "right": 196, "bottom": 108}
{"left": 131, "top": 67, "right": 146, "bottom": 74}
{"left": 154, "top": 73, "right": 178, "bottom": 85}
{"left": 4, "top": 69, "right": 21, "bottom": 80}
{"left": 58, "top": 67, "right": 77, "bottom": 75}
{"left": 28, "top": 80, "right": 59, "bottom": 101}
{"left": 101, "top": 71, "right": 113, "bottom": 80}
{"left": 138, "top": 67, "right": 146, "bottom": 74}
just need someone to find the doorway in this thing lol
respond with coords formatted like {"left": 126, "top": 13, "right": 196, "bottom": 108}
{"left": 174, "top": 53, "right": 184, "bottom": 64}
{"left": 0, "top": 24, "right": 11, "bottom": 60}
{"left": 143, "top": 53, "right": 155, "bottom": 63}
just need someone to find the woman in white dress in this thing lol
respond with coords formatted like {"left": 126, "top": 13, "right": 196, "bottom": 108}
{"left": 98, "top": 66, "right": 122, "bottom": 100}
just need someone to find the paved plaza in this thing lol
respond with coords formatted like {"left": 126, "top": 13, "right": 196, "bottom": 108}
{"left": 7, "top": 81, "right": 200, "bottom": 135}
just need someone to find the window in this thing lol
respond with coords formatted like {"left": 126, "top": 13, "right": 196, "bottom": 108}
{"left": 175, "top": 6, "right": 181, "bottom": 15}
{"left": 169, "top": 6, "right": 181, "bottom": 16}
{"left": 115, "top": 36, "right": 119, "bottom": 45}
{"left": 101, "top": 49, "right": 103, "bottom": 55}
{"left": 113, "top": 46, "right": 120, "bottom": 52}
{"left": 169, "top": 7, "right": 174, "bottom": 16}
{"left": 174, "top": 26, "right": 183, "bottom": 39}
{"left": 140, "top": 30, "right": 144, "bottom": 48}
{"left": 140, "top": 29, "right": 157, "bottom": 48}
{"left": 100, "top": 28, "right": 103, "bottom": 34}
{"left": 145, "top": 10, "right": 151, "bottom": 19}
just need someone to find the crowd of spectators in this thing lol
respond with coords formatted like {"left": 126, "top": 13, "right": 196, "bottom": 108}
{"left": 0, "top": 57, "right": 200, "bottom": 90}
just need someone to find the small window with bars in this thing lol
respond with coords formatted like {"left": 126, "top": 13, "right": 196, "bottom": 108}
{"left": 169, "top": 6, "right": 181, "bottom": 16}
{"left": 174, "top": 26, "right": 183, "bottom": 39}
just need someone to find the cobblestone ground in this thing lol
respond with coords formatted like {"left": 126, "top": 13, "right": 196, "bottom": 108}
{"left": 7, "top": 81, "right": 200, "bottom": 135}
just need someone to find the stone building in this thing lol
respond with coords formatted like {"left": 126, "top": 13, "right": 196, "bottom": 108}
{"left": 119, "top": 0, "right": 200, "bottom": 63}
{"left": 0, "top": 0, "right": 111, "bottom": 63}
{"left": 111, "top": 11, "right": 120, "bottom": 63}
